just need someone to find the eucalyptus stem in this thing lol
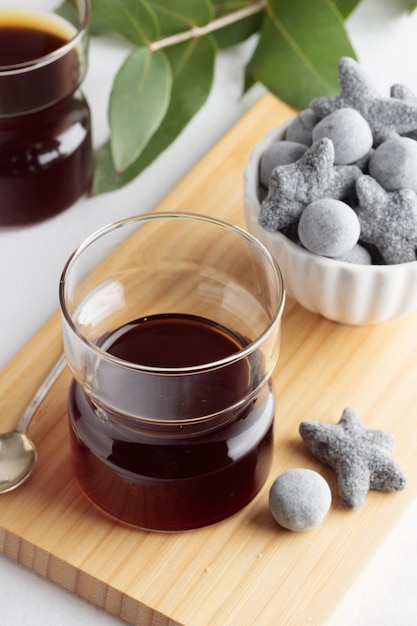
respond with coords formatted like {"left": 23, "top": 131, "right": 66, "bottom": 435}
{"left": 149, "top": 0, "right": 267, "bottom": 52}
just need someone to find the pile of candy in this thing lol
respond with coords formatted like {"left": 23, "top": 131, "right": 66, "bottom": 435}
{"left": 259, "top": 57, "right": 417, "bottom": 265}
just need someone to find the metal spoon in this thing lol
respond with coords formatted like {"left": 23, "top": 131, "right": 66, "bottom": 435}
{"left": 0, "top": 353, "right": 66, "bottom": 494}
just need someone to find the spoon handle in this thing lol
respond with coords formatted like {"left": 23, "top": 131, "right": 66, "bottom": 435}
{"left": 16, "top": 353, "right": 67, "bottom": 434}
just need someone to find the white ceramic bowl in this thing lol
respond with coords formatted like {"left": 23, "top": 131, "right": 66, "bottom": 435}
{"left": 244, "top": 120, "right": 417, "bottom": 325}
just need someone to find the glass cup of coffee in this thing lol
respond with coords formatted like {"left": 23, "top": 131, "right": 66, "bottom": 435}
{"left": 0, "top": 0, "right": 92, "bottom": 226}
{"left": 59, "top": 213, "right": 285, "bottom": 531}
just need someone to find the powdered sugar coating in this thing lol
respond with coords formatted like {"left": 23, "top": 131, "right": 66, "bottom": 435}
{"left": 269, "top": 468, "right": 332, "bottom": 531}
{"left": 299, "top": 408, "right": 407, "bottom": 510}
{"left": 259, "top": 140, "right": 307, "bottom": 187}
{"left": 298, "top": 198, "right": 360, "bottom": 257}
{"left": 369, "top": 137, "right": 417, "bottom": 192}
{"left": 312, "top": 108, "right": 373, "bottom": 165}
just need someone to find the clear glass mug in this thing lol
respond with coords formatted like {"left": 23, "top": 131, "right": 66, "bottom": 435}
{"left": 59, "top": 213, "right": 285, "bottom": 531}
{"left": 0, "top": 0, "right": 92, "bottom": 226}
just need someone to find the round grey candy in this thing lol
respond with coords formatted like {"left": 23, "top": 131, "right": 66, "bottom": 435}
{"left": 298, "top": 198, "right": 360, "bottom": 257}
{"left": 334, "top": 243, "right": 372, "bottom": 265}
{"left": 284, "top": 109, "right": 320, "bottom": 146}
{"left": 368, "top": 136, "right": 417, "bottom": 192}
{"left": 269, "top": 468, "right": 332, "bottom": 532}
{"left": 312, "top": 108, "right": 373, "bottom": 165}
{"left": 260, "top": 140, "right": 307, "bottom": 187}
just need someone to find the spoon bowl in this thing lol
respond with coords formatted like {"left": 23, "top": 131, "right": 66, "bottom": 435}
{"left": 0, "top": 354, "right": 66, "bottom": 494}
{"left": 0, "top": 432, "right": 37, "bottom": 493}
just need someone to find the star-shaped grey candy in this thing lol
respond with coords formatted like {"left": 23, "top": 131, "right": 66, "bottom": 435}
{"left": 259, "top": 138, "right": 361, "bottom": 232}
{"left": 390, "top": 83, "right": 417, "bottom": 103}
{"left": 390, "top": 83, "right": 417, "bottom": 139}
{"left": 356, "top": 175, "right": 417, "bottom": 264}
{"left": 311, "top": 57, "right": 417, "bottom": 145}
{"left": 299, "top": 408, "right": 407, "bottom": 510}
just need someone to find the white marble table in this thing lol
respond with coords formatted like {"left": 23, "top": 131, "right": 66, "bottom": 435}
{"left": 1, "top": 1, "right": 417, "bottom": 623}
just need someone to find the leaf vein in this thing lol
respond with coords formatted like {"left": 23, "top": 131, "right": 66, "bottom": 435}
{"left": 266, "top": 4, "right": 333, "bottom": 91}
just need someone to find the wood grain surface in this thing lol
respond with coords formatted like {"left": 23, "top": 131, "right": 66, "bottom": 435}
{"left": 1, "top": 93, "right": 417, "bottom": 625}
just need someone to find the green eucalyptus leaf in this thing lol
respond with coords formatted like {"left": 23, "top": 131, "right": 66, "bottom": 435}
{"left": 246, "top": 0, "right": 357, "bottom": 109}
{"left": 109, "top": 47, "right": 172, "bottom": 172}
{"left": 91, "top": 143, "right": 115, "bottom": 193}
{"left": 87, "top": 19, "right": 114, "bottom": 37}
{"left": 148, "top": 0, "right": 213, "bottom": 36}
{"left": 90, "top": 0, "right": 159, "bottom": 45}
{"left": 243, "top": 69, "right": 256, "bottom": 94}
{"left": 55, "top": 1, "right": 114, "bottom": 39}
{"left": 213, "top": 14, "right": 263, "bottom": 49}
{"left": 93, "top": 35, "right": 216, "bottom": 194}
{"left": 211, "top": 0, "right": 264, "bottom": 48}
{"left": 333, "top": 0, "right": 362, "bottom": 19}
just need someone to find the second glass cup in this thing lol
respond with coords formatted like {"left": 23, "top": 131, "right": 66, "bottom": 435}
{"left": 60, "top": 213, "right": 285, "bottom": 531}
{"left": 0, "top": 0, "right": 92, "bottom": 225}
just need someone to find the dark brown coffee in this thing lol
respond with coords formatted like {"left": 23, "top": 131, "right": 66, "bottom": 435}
{"left": 68, "top": 314, "right": 274, "bottom": 531}
{"left": 0, "top": 10, "right": 92, "bottom": 225}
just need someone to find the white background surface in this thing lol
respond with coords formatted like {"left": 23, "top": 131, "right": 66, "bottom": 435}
{"left": 1, "top": 0, "right": 417, "bottom": 623}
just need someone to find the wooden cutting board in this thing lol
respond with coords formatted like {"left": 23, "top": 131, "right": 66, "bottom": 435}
{"left": 1, "top": 93, "right": 417, "bottom": 626}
